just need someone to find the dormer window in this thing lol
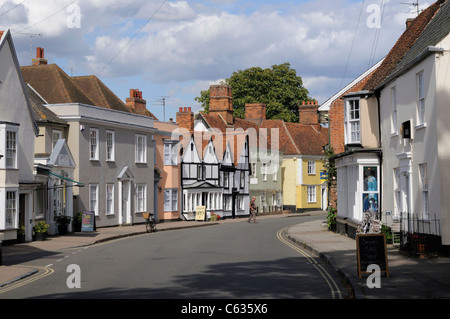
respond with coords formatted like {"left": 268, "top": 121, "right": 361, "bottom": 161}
{"left": 344, "top": 98, "right": 361, "bottom": 144}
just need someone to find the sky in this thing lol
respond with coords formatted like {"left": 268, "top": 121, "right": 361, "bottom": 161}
{"left": 1, "top": 0, "right": 428, "bottom": 122}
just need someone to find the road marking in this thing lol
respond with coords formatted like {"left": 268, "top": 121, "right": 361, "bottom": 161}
{"left": 277, "top": 227, "right": 342, "bottom": 299}
{"left": 0, "top": 265, "right": 54, "bottom": 294}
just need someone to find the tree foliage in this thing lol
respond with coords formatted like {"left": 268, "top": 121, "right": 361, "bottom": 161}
{"left": 195, "top": 63, "right": 310, "bottom": 122}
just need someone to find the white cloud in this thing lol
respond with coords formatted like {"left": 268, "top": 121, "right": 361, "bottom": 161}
{"left": 2, "top": 0, "right": 426, "bottom": 120}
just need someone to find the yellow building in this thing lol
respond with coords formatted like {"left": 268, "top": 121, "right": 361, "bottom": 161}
{"left": 278, "top": 103, "right": 329, "bottom": 213}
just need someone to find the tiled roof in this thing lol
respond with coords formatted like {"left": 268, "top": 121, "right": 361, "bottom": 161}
{"left": 22, "top": 64, "right": 159, "bottom": 120}
{"left": 26, "top": 84, "right": 67, "bottom": 125}
{"left": 388, "top": 0, "right": 450, "bottom": 80}
{"left": 21, "top": 64, "right": 96, "bottom": 105}
{"left": 363, "top": 0, "right": 444, "bottom": 91}
{"left": 196, "top": 112, "right": 328, "bottom": 157}
{"left": 71, "top": 75, "right": 131, "bottom": 113}
{"left": 284, "top": 122, "right": 329, "bottom": 156}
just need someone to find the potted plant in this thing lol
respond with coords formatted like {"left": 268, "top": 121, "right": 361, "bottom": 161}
{"left": 73, "top": 212, "right": 82, "bottom": 232}
{"left": 54, "top": 214, "right": 72, "bottom": 235}
{"left": 17, "top": 225, "right": 26, "bottom": 243}
{"left": 34, "top": 221, "right": 49, "bottom": 241}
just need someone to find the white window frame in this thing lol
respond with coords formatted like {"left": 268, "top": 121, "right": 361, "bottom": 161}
{"left": 307, "top": 161, "right": 316, "bottom": 175}
{"left": 419, "top": 164, "right": 429, "bottom": 220}
{"left": 344, "top": 98, "right": 361, "bottom": 144}
{"left": 135, "top": 134, "right": 147, "bottom": 163}
{"left": 262, "top": 163, "right": 267, "bottom": 182}
{"left": 307, "top": 186, "right": 316, "bottom": 203}
{"left": 394, "top": 168, "right": 401, "bottom": 216}
{"left": 207, "top": 191, "right": 222, "bottom": 210}
{"left": 106, "top": 130, "right": 115, "bottom": 162}
{"left": 106, "top": 183, "right": 114, "bottom": 215}
{"left": 391, "top": 86, "right": 398, "bottom": 134}
{"left": 164, "top": 188, "right": 178, "bottom": 212}
{"left": 52, "top": 129, "right": 62, "bottom": 150}
{"left": 89, "top": 184, "right": 99, "bottom": 215}
{"left": 272, "top": 163, "right": 278, "bottom": 182}
{"left": 136, "top": 184, "right": 147, "bottom": 212}
{"left": 90, "top": 128, "right": 99, "bottom": 160}
{"left": 164, "top": 141, "right": 178, "bottom": 165}
{"left": 417, "top": 71, "right": 425, "bottom": 125}
{"left": 5, "top": 190, "right": 17, "bottom": 228}
{"left": 6, "top": 131, "right": 17, "bottom": 169}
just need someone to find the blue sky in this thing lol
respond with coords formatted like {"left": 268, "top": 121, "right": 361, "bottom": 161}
{"left": 1, "top": 0, "right": 426, "bottom": 121}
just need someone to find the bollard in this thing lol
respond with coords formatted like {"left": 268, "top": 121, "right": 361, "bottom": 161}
{"left": 0, "top": 240, "right": 2, "bottom": 266}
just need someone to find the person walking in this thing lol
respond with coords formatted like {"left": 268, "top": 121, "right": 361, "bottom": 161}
{"left": 248, "top": 196, "right": 257, "bottom": 223}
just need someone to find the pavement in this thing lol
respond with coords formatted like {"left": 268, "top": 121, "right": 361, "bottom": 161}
{"left": 1, "top": 210, "right": 450, "bottom": 299}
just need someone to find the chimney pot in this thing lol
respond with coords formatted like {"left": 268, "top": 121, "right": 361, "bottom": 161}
{"left": 32, "top": 47, "right": 47, "bottom": 66}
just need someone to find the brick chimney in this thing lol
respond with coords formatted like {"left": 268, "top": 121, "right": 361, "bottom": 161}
{"left": 126, "top": 89, "right": 146, "bottom": 113}
{"left": 32, "top": 47, "right": 47, "bottom": 66}
{"left": 244, "top": 103, "right": 266, "bottom": 124}
{"left": 176, "top": 107, "right": 194, "bottom": 132}
{"left": 209, "top": 84, "right": 234, "bottom": 125}
{"left": 299, "top": 100, "right": 319, "bottom": 125}
{"left": 0, "top": 31, "right": 4, "bottom": 40}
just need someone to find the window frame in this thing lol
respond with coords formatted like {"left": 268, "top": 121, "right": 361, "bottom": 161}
{"left": 307, "top": 185, "right": 316, "bottom": 203}
{"left": 5, "top": 130, "right": 17, "bottom": 169}
{"left": 106, "top": 183, "right": 115, "bottom": 215}
{"left": 344, "top": 98, "right": 361, "bottom": 144}
{"left": 307, "top": 161, "right": 316, "bottom": 175}
{"left": 417, "top": 71, "right": 425, "bottom": 125}
{"left": 5, "top": 190, "right": 17, "bottom": 228}
{"left": 136, "top": 184, "right": 147, "bottom": 212}
{"left": 89, "top": 184, "right": 99, "bottom": 215}
{"left": 164, "top": 188, "right": 178, "bottom": 212}
{"left": 391, "top": 86, "right": 398, "bottom": 134}
{"left": 106, "top": 130, "right": 115, "bottom": 162}
{"left": 89, "top": 128, "right": 99, "bottom": 161}
{"left": 135, "top": 134, "right": 147, "bottom": 164}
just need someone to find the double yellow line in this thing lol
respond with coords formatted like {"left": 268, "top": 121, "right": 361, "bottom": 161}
{"left": 277, "top": 227, "right": 342, "bottom": 299}
{"left": 0, "top": 265, "right": 54, "bottom": 295}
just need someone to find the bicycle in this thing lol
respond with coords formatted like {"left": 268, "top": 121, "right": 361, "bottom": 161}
{"left": 142, "top": 212, "right": 157, "bottom": 233}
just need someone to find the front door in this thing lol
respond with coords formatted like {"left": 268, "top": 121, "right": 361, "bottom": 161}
{"left": 121, "top": 181, "right": 131, "bottom": 224}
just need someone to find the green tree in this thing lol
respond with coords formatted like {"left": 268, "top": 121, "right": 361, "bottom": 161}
{"left": 195, "top": 63, "right": 310, "bottom": 122}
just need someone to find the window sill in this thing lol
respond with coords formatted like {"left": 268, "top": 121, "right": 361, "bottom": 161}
{"left": 414, "top": 123, "right": 427, "bottom": 131}
{"left": 390, "top": 132, "right": 399, "bottom": 138}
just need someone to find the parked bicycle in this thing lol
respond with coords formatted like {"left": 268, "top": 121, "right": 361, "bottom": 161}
{"left": 142, "top": 212, "right": 157, "bottom": 233}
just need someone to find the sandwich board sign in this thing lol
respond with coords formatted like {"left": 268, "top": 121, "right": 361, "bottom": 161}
{"left": 356, "top": 233, "right": 389, "bottom": 278}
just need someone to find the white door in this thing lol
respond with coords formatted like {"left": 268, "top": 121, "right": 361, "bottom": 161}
{"left": 121, "top": 181, "right": 130, "bottom": 224}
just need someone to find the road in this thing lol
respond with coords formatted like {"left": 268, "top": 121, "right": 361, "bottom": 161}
{"left": 0, "top": 215, "right": 350, "bottom": 299}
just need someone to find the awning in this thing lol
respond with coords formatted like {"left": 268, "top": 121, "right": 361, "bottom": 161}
{"left": 37, "top": 168, "right": 84, "bottom": 187}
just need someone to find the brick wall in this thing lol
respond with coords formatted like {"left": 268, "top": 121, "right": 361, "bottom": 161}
{"left": 209, "top": 84, "right": 234, "bottom": 125}
{"left": 176, "top": 107, "right": 194, "bottom": 131}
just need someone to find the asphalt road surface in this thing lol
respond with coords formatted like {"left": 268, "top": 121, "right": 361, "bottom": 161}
{"left": 0, "top": 215, "right": 350, "bottom": 300}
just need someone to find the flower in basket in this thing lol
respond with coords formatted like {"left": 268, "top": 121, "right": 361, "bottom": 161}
{"left": 34, "top": 221, "right": 49, "bottom": 234}
{"left": 210, "top": 212, "right": 221, "bottom": 221}
{"left": 54, "top": 214, "right": 72, "bottom": 226}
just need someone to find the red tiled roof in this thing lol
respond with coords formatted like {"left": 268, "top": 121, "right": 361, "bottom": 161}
{"left": 363, "top": 0, "right": 444, "bottom": 90}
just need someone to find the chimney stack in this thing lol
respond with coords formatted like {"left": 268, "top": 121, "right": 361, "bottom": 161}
{"left": 209, "top": 84, "right": 234, "bottom": 125}
{"left": 176, "top": 107, "right": 194, "bottom": 132}
{"left": 406, "top": 17, "right": 414, "bottom": 28}
{"left": 299, "top": 100, "right": 319, "bottom": 125}
{"left": 126, "top": 89, "right": 147, "bottom": 113}
{"left": 244, "top": 103, "right": 266, "bottom": 124}
{"left": 32, "top": 47, "right": 47, "bottom": 66}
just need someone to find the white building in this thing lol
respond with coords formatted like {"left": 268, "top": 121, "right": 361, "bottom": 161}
{"left": 0, "top": 30, "right": 40, "bottom": 242}
{"left": 376, "top": 0, "right": 450, "bottom": 245}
